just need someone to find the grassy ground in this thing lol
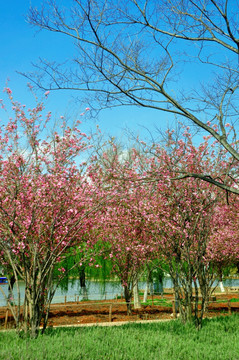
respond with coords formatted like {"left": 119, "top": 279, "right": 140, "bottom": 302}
{"left": 142, "top": 298, "right": 172, "bottom": 306}
{"left": 219, "top": 298, "right": 239, "bottom": 303}
{"left": 0, "top": 315, "right": 238, "bottom": 360}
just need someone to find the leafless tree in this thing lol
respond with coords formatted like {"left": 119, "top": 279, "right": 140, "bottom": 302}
{"left": 26, "top": 0, "right": 239, "bottom": 193}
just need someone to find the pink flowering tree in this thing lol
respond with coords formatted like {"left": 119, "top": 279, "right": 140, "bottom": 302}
{"left": 156, "top": 177, "right": 217, "bottom": 326}
{"left": 0, "top": 89, "right": 102, "bottom": 337}
{"left": 140, "top": 130, "right": 239, "bottom": 327}
{"left": 89, "top": 129, "right": 239, "bottom": 327}
{"left": 88, "top": 145, "right": 159, "bottom": 315}
{"left": 100, "top": 190, "right": 158, "bottom": 315}
{"left": 94, "top": 131, "right": 238, "bottom": 326}
{"left": 207, "top": 201, "right": 239, "bottom": 277}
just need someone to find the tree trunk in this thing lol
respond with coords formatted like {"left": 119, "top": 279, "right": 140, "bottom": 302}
{"left": 79, "top": 267, "right": 88, "bottom": 300}
{"left": 171, "top": 267, "right": 194, "bottom": 324}
{"left": 196, "top": 264, "right": 215, "bottom": 329}
{"left": 219, "top": 281, "right": 225, "bottom": 292}
{"left": 143, "top": 267, "right": 154, "bottom": 302}
{"left": 24, "top": 276, "right": 51, "bottom": 338}
{"left": 124, "top": 285, "right": 132, "bottom": 315}
{"left": 7, "top": 276, "right": 15, "bottom": 303}
{"left": 143, "top": 281, "right": 149, "bottom": 303}
{"left": 81, "top": 286, "right": 88, "bottom": 300}
{"left": 24, "top": 291, "right": 40, "bottom": 338}
{"left": 133, "top": 281, "right": 141, "bottom": 309}
{"left": 218, "top": 268, "right": 225, "bottom": 292}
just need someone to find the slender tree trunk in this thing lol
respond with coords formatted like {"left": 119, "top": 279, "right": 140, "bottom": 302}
{"left": 144, "top": 266, "right": 154, "bottom": 302}
{"left": 24, "top": 273, "right": 52, "bottom": 338}
{"left": 7, "top": 275, "right": 15, "bottom": 303}
{"left": 170, "top": 266, "right": 194, "bottom": 324}
{"left": 186, "top": 281, "right": 193, "bottom": 323}
{"left": 218, "top": 268, "right": 225, "bottom": 292}
{"left": 143, "top": 281, "right": 149, "bottom": 303}
{"left": 196, "top": 264, "right": 215, "bottom": 329}
{"left": 133, "top": 280, "right": 141, "bottom": 309}
{"left": 79, "top": 267, "right": 88, "bottom": 300}
{"left": 219, "top": 281, "right": 225, "bottom": 293}
{"left": 124, "top": 285, "right": 132, "bottom": 315}
{"left": 30, "top": 304, "right": 39, "bottom": 339}
{"left": 24, "top": 287, "right": 40, "bottom": 338}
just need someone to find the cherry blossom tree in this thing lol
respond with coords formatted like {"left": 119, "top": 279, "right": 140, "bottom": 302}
{"left": 139, "top": 130, "right": 239, "bottom": 327}
{"left": 0, "top": 89, "right": 102, "bottom": 337}
{"left": 87, "top": 130, "right": 239, "bottom": 326}
{"left": 88, "top": 146, "right": 159, "bottom": 315}
{"left": 207, "top": 201, "right": 239, "bottom": 275}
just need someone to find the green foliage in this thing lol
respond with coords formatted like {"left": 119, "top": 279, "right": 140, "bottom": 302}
{"left": 0, "top": 315, "right": 238, "bottom": 359}
{"left": 86, "top": 256, "right": 114, "bottom": 281}
{"left": 53, "top": 244, "right": 115, "bottom": 292}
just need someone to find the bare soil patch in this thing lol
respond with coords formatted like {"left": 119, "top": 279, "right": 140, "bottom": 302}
{"left": 0, "top": 293, "right": 238, "bottom": 329}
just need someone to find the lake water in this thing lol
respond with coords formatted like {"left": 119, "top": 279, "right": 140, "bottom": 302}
{"left": 0, "top": 277, "right": 238, "bottom": 307}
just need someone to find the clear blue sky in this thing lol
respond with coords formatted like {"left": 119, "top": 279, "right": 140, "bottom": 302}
{"left": 0, "top": 1, "right": 208, "bottom": 144}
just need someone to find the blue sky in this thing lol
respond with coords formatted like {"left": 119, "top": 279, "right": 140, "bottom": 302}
{"left": 0, "top": 0, "right": 181, "bottom": 144}
{"left": 0, "top": 0, "right": 217, "bottom": 145}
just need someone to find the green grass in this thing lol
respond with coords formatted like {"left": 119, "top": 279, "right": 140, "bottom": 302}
{"left": 142, "top": 298, "right": 172, "bottom": 307}
{"left": 0, "top": 315, "right": 239, "bottom": 360}
{"left": 213, "top": 298, "right": 239, "bottom": 303}
{"left": 115, "top": 296, "right": 172, "bottom": 306}
{"left": 230, "top": 298, "right": 239, "bottom": 303}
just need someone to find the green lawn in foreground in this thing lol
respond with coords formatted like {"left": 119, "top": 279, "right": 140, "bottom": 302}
{"left": 0, "top": 315, "right": 238, "bottom": 360}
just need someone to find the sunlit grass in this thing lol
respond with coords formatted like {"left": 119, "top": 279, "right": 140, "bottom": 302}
{"left": 230, "top": 298, "right": 239, "bottom": 303}
{"left": 213, "top": 298, "right": 239, "bottom": 303}
{"left": 0, "top": 315, "right": 238, "bottom": 359}
{"left": 142, "top": 298, "right": 172, "bottom": 307}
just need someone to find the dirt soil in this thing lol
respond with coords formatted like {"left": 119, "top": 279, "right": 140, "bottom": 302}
{"left": 0, "top": 293, "right": 238, "bottom": 329}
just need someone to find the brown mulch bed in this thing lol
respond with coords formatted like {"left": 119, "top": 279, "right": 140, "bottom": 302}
{"left": 0, "top": 293, "right": 238, "bottom": 329}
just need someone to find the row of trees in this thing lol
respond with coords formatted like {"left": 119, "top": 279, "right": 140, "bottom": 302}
{"left": 89, "top": 129, "right": 239, "bottom": 326}
{"left": 1, "top": 90, "right": 238, "bottom": 337}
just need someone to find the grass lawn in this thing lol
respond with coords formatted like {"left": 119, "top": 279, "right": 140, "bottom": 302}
{"left": 142, "top": 298, "right": 172, "bottom": 306}
{"left": 0, "top": 315, "right": 238, "bottom": 360}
